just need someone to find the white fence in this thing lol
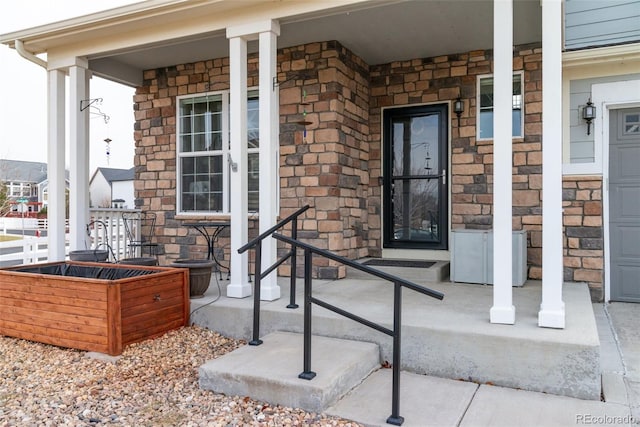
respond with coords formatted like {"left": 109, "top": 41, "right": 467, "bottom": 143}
{"left": 0, "top": 208, "right": 141, "bottom": 266}
{"left": 0, "top": 236, "right": 62, "bottom": 266}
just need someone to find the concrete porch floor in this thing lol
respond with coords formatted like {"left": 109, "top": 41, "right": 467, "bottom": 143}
{"left": 191, "top": 274, "right": 600, "bottom": 401}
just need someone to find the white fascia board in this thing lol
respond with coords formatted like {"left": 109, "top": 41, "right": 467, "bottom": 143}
{"left": 563, "top": 42, "right": 640, "bottom": 69}
{"left": 1, "top": 0, "right": 375, "bottom": 57}
{"left": 0, "top": 0, "right": 194, "bottom": 48}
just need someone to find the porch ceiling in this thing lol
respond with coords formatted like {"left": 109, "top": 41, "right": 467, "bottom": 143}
{"left": 3, "top": 0, "right": 542, "bottom": 86}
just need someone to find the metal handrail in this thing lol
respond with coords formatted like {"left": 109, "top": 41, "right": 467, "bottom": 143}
{"left": 237, "top": 205, "right": 310, "bottom": 345}
{"left": 272, "top": 232, "right": 444, "bottom": 426}
{"left": 238, "top": 205, "right": 310, "bottom": 253}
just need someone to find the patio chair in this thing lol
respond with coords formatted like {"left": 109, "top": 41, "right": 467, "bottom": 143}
{"left": 122, "top": 211, "right": 158, "bottom": 258}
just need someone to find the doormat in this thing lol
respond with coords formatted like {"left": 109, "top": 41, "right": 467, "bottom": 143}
{"left": 363, "top": 259, "right": 435, "bottom": 268}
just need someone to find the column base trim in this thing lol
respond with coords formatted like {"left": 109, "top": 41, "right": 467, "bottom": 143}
{"left": 538, "top": 304, "right": 566, "bottom": 329}
{"left": 260, "top": 284, "right": 281, "bottom": 301}
{"left": 226, "top": 282, "right": 252, "bottom": 298}
{"left": 259, "top": 273, "right": 280, "bottom": 301}
{"left": 490, "top": 305, "right": 516, "bottom": 325}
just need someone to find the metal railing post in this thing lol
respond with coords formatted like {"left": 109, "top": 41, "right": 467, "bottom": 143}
{"left": 298, "top": 247, "right": 316, "bottom": 380}
{"left": 249, "top": 241, "right": 263, "bottom": 346}
{"left": 287, "top": 217, "right": 299, "bottom": 309}
{"left": 387, "top": 281, "right": 404, "bottom": 426}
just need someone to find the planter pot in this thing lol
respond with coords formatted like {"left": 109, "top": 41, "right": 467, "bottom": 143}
{"left": 119, "top": 257, "right": 158, "bottom": 266}
{"left": 69, "top": 249, "right": 109, "bottom": 262}
{"left": 169, "top": 259, "right": 215, "bottom": 298}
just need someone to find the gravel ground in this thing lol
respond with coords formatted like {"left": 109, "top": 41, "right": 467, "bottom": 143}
{"left": 0, "top": 326, "right": 362, "bottom": 426}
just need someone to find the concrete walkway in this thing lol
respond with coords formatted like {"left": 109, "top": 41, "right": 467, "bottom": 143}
{"left": 324, "top": 302, "right": 639, "bottom": 426}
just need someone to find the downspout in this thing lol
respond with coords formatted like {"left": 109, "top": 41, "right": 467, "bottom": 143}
{"left": 14, "top": 39, "right": 47, "bottom": 69}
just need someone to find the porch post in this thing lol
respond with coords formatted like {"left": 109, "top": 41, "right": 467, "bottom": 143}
{"left": 69, "top": 63, "right": 91, "bottom": 251}
{"left": 539, "top": 0, "right": 565, "bottom": 328}
{"left": 258, "top": 21, "right": 281, "bottom": 301}
{"left": 226, "top": 33, "right": 251, "bottom": 298}
{"left": 490, "top": 0, "right": 515, "bottom": 325}
{"left": 47, "top": 69, "right": 66, "bottom": 261}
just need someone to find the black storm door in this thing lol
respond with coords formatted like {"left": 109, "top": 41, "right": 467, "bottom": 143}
{"left": 383, "top": 104, "right": 448, "bottom": 249}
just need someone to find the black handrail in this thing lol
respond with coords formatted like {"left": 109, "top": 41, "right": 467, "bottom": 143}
{"left": 238, "top": 205, "right": 310, "bottom": 253}
{"left": 237, "top": 205, "right": 310, "bottom": 345}
{"left": 273, "top": 232, "right": 443, "bottom": 426}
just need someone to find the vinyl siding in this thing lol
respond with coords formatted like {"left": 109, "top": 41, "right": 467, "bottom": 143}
{"left": 569, "top": 73, "right": 640, "bottom": 164}
{"left": 565, "top": 0, "right": 640, "bottom": 50}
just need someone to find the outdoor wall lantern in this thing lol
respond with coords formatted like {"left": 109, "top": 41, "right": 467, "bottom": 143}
{"left": 583, "top": 98, "right": 596, "bottom": 136}
{"left": 453, "top": 97, "right": 464, "bottom": 127}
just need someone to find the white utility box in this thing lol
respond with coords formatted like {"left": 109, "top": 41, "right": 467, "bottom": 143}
{"left": 450, "top": 229, "right": 528, "bottom": 287}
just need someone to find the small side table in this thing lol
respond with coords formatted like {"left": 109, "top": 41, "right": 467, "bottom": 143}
{"left": 183, "top": 221, "right": 230, "bottom": 278}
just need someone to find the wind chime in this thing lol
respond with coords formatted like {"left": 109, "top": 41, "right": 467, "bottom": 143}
{"left": 424, "top": 142, "right": 432, "bottom": 174}
{"left": 104, "top": 138, "right": 112, "bottom": 165}
{"left": 298, "top": 88, "right": 312, "bottom": 142}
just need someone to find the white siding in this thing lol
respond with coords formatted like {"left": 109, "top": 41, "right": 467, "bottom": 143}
{"left": 111, "top": 180, "right": 134, "bottom": 209}
{"left": 89, "top": 173, "right": 112, "bottom": 208}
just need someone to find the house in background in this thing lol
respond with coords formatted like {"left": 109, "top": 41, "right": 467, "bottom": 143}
{"left": 89, "top": 167, "right": 135, "bottom": 209}
{"left": 0, "top": 159, "right": 69, "bottom": 217}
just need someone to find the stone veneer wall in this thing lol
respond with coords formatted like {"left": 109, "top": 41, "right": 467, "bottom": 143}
{"left": 133, "top": 40, "right": 605, "bottom": 297}
{"left": 133, "top": 41, "right": 370, "bottom": 279}
{"left": 277, "top": 41, "right": 370, "bottom": 279}
{"left": 563, "top": 176, "right": 604, "bottom": 300}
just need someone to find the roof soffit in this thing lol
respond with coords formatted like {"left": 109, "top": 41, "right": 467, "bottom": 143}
{"left": 3, "top": 0, "right": 542, "bottom": 85}
{"left": 2, "top": 0, "right": 379, "bottom": 56}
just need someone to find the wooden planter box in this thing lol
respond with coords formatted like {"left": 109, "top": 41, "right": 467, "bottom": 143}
{"left": 0, "top": 261, "right": 190, "bottom": 356}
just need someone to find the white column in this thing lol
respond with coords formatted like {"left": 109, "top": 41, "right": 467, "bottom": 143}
{"left": 47, "top": 69, "right": 66, "bottom": 261}
{"left": 226, "top": 35, "right": 251, "bottom": 298}
{"left": 258, "top": 22, "right": 281, "bottom": 301}
{"left": 539, "top": 0, "right": 565, "bottom": 328}
{"left": 490, "top": 0, "right": 515, "bottom": 325}
{"left": 69, "top": 64, "right": 91, "bottom": 251}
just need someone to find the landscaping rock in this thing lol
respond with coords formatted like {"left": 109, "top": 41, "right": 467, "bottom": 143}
{"left": 0, "top": 326, "right": 362, "bottom": 426}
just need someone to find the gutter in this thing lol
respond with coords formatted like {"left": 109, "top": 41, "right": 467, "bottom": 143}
{"left": 15, "top": 39, "right": 47, "bottom": 69}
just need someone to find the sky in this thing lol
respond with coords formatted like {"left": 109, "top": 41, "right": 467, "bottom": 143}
{"left": 0, "top": 0, "right": 142, "bottom": 173}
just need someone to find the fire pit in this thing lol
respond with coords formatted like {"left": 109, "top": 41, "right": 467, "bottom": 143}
{"left": 0, "top": 261, "right": 190, "bottom": 355}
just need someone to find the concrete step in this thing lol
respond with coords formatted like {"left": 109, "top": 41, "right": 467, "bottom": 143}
{"left": 191, "top": 278, "right": 601, "bottom": 401}
{"left": 346, "top": 259, "right": 450, "bottom": 283}
{"left": 198, "top": 331, "right": 380, "bottom": 413}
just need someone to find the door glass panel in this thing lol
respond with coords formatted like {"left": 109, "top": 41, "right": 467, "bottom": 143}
{"left": 392, "top": 178, "right": 440, "bottom": 242}
{"left": 392, "top": 115, "right": 440, "bottom": 176}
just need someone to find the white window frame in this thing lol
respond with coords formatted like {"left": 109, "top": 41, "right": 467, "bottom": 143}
{"left": 476, "top": 72, "right": 524, "bottom": 140}
{"left": 176, "top": 88, "right": 259, "bottom": 216}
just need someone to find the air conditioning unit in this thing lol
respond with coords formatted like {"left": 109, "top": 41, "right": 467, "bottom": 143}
{"left": 451, "top": 229, "right": 527, "bottom": 287}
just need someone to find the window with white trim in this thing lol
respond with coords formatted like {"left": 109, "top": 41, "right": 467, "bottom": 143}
{"left": 477, "top": 73, "right": 523, "bottom": 139}
{"left": 177, "top": 90, "right": 259, "bottom": 214}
